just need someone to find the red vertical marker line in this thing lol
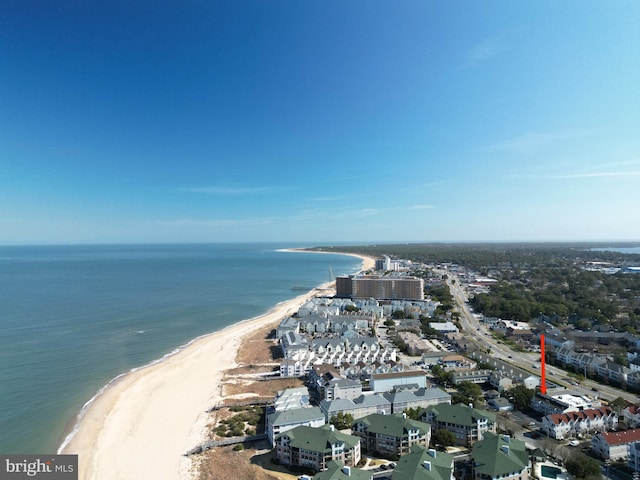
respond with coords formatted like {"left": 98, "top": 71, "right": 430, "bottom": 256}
{"left": 540, "top": 334, "right": 547, "bottom": 394}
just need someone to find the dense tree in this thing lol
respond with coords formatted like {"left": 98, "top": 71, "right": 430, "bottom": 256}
{"left": 610, "top": 396, "right": 628, "bottom": 415}
{"left": 330, "top": 412, "right": 355, "bottom": 430}
{"left": 454, "top": 381, "right": 482, "bottom": 405}
{"left": 506, "top": 385, "right": 535, "bottom": 410}
{"left": 431, "top": 429, "right": 456, "bottom": 447}
{"left": 613, "top": 353, "right": 629, "bottom": 366}
{"left": 310, "top": 243, "right": 640, "bottom": 332}
{"left": 430, "top": 365, "right": 454, "bottom": 386}
{"left": 403, "top": 407, "right": 422, "bottom": 420}
{"left": 565, "top": 452, "right": 602, "bottom": 480}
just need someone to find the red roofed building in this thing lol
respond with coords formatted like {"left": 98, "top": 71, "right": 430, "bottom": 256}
{"left": 542, "top": 407, "right": 617, "bottom": 440}
{"left": 591, "top": 428, "right": 640, "bottom": 460}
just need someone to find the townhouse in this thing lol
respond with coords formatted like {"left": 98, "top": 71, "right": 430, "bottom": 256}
{"left": 452, "top": 370, "right": 492, "bottom": 385}
{"left": 531, "top": 392, "right": 601, "bottom": 416}
{"left": 280, "top": 334, "right": 398, "bottom": 378}
{"left": 541, "top": 407, "right": 617, "bottom": 440}
{"left": 623, "top": 405, "right": 640, "bottom": 428}
{"left": 382, "top": 387, "right": 452, "bottom": 413}
{"left": 371, "top": 371, "right": 427, "bottom": 393}
{"left": 320, "top": 395, "right": 392, "bottom": 422}
{"left": 595, "top": 361, "right": 632, "bottom": 385}
{"left": 319, "top": 387, "right": 450, "bottom": 422}
{"left": 591, "top": 428, "right": 640, "bottom": 461}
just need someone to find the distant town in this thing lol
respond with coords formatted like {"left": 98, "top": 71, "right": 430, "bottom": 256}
{"left": 195, "top": 245, "right": 640, "bottom": 480}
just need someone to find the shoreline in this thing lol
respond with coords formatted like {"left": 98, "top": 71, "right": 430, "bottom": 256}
{"left": 60, "top": 250, "right": 376, "bottom": 480}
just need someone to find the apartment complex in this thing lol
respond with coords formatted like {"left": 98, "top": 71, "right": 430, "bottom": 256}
{"left": 275, "top": 424, "right": 361, "bottom": 471}
{"left": 391, "top": 445, "right": 454, "bottom": 480}
{"left": 421, "top": 404, "right": 496, "bottom": 446}
{"left": 472, "top": 433, "right": 530, "bottom": 480}
{"left": 352, "top": 413, "right": 431, "bottom": 457}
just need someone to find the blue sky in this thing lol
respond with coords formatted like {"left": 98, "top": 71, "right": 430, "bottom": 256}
{"left": 1, "top": 1, "right": 639, "bottom": 245}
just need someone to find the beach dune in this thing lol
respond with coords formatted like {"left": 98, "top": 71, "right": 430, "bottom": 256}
{"left": 61, "top": 252, "right": 375, "bottom": 480}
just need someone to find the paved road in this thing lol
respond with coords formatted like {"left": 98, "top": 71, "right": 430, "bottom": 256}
{"left": 438, "top": 269, "right": 639, "bottom": 403}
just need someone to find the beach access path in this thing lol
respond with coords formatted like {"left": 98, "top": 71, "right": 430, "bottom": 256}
{"left": 61, "top": 251, "right": 375, "bottom": 480}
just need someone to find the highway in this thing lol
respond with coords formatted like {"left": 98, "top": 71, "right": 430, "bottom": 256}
{"left": 438, "top": 269, "right": 639, "bottom": 404}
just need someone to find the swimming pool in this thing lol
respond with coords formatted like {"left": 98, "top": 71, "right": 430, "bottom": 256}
{"left": 540, "top": 465, "right": 563, "bottom": 479}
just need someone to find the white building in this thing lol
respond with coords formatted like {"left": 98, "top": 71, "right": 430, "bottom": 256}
{"left": 542, "top": 407, "right": 617, "bottom": 440}
{"left": 624, "top": 405, "right": 640, "bottom": 428}
{"left": 531, "top": 392, "right": 602, "bottom": 416}
{"left": 266, "top": 406, "right": 325, "bottom": 446}
{"left": 429, "top": 321, "right": 459, "bottom": 334}
{"left": 370, "top": 371, "right": 426, "bottom": 393}
{"left": 592, "top": 429, "right": 640, "bottom": 460}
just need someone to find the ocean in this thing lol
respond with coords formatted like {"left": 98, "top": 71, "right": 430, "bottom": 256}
{"left": 0, "top": 243, "right": 362, "bottom": 454}
{"left": 591, "top": 246, "right": 640, "bottom": 255}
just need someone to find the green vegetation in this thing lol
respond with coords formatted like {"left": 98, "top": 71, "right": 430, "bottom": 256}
{"left": 431, "top": 429, "right": 456, "bottom": 447}
{"left": 452, "top": 381, "right": 483, "bottom": 406}
{"left": 215, "top": 406, "right": 263, "bottom": 438}
{"left": 329, "top": 412, "right": 355, "bottom": 430}
{"left": 403, "top": 407, "right": 423, "bottom": 420}
{"left": 312, "top": 243, "right": 640, "bottom": 329}
{"left": 610, "top": 396, "right": 628, "bottom": 415}
{"left": 506, "top": 385, "right": 535, "bottom": 410}
{"left": 425, "top": 284, "right": 454, "bottom": 314}
{"left": 565, "top": 451, "right": 602, "bottom": 480}
{"left": 430, "top": 365, "right": 454, "bottom": 387}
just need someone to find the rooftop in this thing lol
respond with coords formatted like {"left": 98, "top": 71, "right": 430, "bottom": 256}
{"left": 596, "top": 428, "right": 640, "bottom": 446}
{"left": 268, "top": 406, "right": 324, "bottom": 427}
{"left": 392, "top": 444, "right": 454, "bottom": 480}
{"left": 425, "top": 403, "right": 496, "bottom": 427}
{"left": 355, "top": 413, "right": 430, "bottom": 437}
{"left": 547, "top": 407, "right": 613, "bottom": 425}
{"left": 278, "top": 424, "right": 360, "bottom": 452}
{"left": 472, "top": 433, "right": 529, "bottom": 477}
{"left": 312, "top": 461, "right": 372, "bottom": 480}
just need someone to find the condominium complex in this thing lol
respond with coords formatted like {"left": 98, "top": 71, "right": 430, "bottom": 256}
{"left": 336, "top": 275, "right": 425, "bottom": 301}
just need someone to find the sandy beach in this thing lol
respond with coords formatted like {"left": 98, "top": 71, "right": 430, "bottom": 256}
{"left": 61, "top": 251, "right": 375, "bottom": 480}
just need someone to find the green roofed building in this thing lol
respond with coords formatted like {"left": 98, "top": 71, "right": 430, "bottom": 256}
{"left": 420, "top": 404, "right": 496, "bottom": 446}
{"left": 391, "top": 445, "right": 454, "bottom": 480}
{"left": 275, "top": 424, "right": 361, "bottom": 472}
{"left": 352, "top": 413, "right": 431, "bottom": 458}
{"left": 312, "top": 461, "right": 373, "bottom": 480}
{"left": 472, "top": 433, "right": 530, "bottom": 480}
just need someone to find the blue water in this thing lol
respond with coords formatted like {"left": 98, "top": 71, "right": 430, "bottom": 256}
{"left": 592, "top": 246, "right": 640, "bottom": 255}
{"left": 0, "top": 244, "right": 362, "bottom": 454}
{"left": 540, "top": 465, "right": 563, "bottom": 479}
